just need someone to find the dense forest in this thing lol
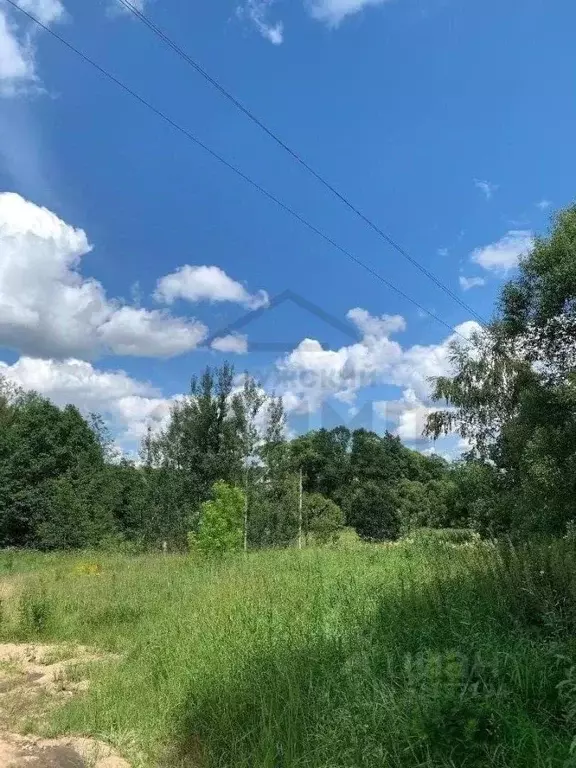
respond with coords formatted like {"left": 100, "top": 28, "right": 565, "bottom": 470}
{"left": 1, "top": 205, "right": 575, "bottom": 551}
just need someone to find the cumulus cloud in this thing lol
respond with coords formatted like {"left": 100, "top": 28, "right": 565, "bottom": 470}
{"left": 474, "top": 179, "right": 498, "bottom": 201}
{"left": 0, "top": 305, "right": 482, "bottom": 452}
{"left": 394, "top": 401, "right": 434, "bottom": 441}
{"left": 536, "top": 199, "right": 552, "bottom": 211}
{"left": 272, "top": 309, "right": 481, "bottom": 452}
{"left": 374, "top": 389, "right": 439, "bottom": 442}
{"left": 0, "top": 0, "right": 65, "bottom": 96}
{"left": 155, "top": 264, "right": 269, "bottom": 310}
{"left": 210, "top": 333, "right": 249, "bottom": 354}
{"left": 306, "top": 0, "right": 393, "bottom": 26}
{"left": 98, "top": 306, "right": 206, "bottom": 357}
{"left": 0, "top": 192, "right": 207, "bottom": 359}
{"left": 237, "top": 0, "right": 284, "bottom": 44}
{"left": 470, "top": 230, "right": 534, "bottom": 275}
{"left": 274, "top": 304, "right": 480, "bottom": 414}
{"left": 16, "top": 0, "right": 64, "bottom": 24}
{"left": 0, "top": 355, "right": 177, "bottom": 447}
{"left": 346, "top": 307, "right": 406, "bottom": 337}
{"left": 459, "top": 275, "right": 485, "bottom": 291}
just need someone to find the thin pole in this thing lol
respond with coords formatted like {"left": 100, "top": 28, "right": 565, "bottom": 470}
{"left": 298, "top": 467, "right": 303, "bottom": 550}
{"left": 244, "top": 470, "right": 249, "bottom": 554}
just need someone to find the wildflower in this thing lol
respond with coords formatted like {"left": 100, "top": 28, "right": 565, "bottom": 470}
{"left": 73, "top": 562, "right": 102, "bottom": 576}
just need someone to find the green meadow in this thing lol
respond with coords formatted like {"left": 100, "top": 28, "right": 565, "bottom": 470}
{"left": 2, "top": 540, "right": 576, "bottom": 767}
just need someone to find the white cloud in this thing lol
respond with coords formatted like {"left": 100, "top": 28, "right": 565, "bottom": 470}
{"left": 437, "top": 247, "right": 448, "bottom": 257}
{"left": 474, "top": 179, "right": 498, "bottom": 200}
{"left": 388, "top": 321, "right": 478, "bottom": 396}
{"left": 274, "top": 304, "right": 480, "bottom": 414}
{"left": 98, "top": 306, "right": 207, "bottom": 357}
{"left": 536, "top": 199, "right": 552, "bottom": 211}
{"left": 306, "top": 0, "right": 393, "bottom": 26}
{"left": 237, "top": 0, "right": 284, "bottom": 44}
{"left": 0, "top": 192, "right": 207, "bottom": 358}
{"left": 470, "top": 230, "right": 534, "bottom": 275}
{"left": 0, "top": 8, "right": 32, "bottom": 95}
{"left": 374, "top": 390, "right": 437, "bottom": 442}
{"left": 0, "top": 0, "right": 65, "bottom": 96}
{"left": 396, "top": 401, "right": 434, "bottom": 442}
{"left": 211, "top": 333, "right": 249, "bottom": 354}
{"left": 155, "top": 264, "right": 269, "bottom": 310}
{"left": 457, "top": 436, "right": 473, "bottom": 454}
{"left": 459, "top": 275, "right": 486, "bottom": 291}
{"left": 16, "top": 0, "right": 64, "bottom": 25}
{"left": 373, "top": 387, "right": 466, "bottom": 453}
{"left": 240, "top": 0, "right": 398, "bottom": 33}
{"left": 0, "top": 355, "right": 177, "bottom": 447}
{"left": 346, "top": 307, "right": 406, "bottom": 337}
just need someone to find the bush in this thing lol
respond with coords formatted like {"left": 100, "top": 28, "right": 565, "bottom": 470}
{"left": 18, "top": 589, "right": 53, "bottom": 637}
{"left": 303, "top": 493, "right": 344, "bottom": 545}
{"left": 194, "top": 481, "right": 245, "bottom": 556}
{"left": 330, "top": 526, "right": 364, "bottom": 550}
{"left": 406, "top": 527, "right": 480, "bottom": 545}
{"left": 349, "top": 482, "right": 400, "bottom": 541}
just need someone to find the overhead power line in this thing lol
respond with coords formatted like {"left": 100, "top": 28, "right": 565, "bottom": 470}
{"left": 113, "top": 0, "right": 488, "bottom": 327}
{"left": 6, "top": 0, "right": 472, "bottom": 342}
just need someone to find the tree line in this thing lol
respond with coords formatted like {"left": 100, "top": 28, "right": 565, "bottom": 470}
{"left": 0, "top": 362, "right": 457, "bottom": 551}
{"left": 425, "top": 204, "right": 576, "bottom": 537}
{"left": 1, "top": 204, "right": 575, "bottom": 550}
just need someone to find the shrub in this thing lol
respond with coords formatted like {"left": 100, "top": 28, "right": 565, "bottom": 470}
{"left": 330, "top": 526, "right": 364, "bottom": 550}
{"left": 303, "top": 493, "right": 344, "bottom": 545}
{"left": 406, "top": 527, "right": 480, "bottom": 545}
{"left": 18, "top": 589, "right": 53, "bottom": 637}
{"left": 349, "top": 482, "right": 400, "bottom": 541}
{"left": 194, "top": 481, "right": 245, "bottom": 556}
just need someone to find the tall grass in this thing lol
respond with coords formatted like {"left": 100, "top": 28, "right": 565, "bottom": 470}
{"left": 2, "top": 541, "right": 576, "bottom": 767}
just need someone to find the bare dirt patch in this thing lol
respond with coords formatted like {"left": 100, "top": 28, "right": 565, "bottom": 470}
{"left": 0, "top": 732, "right": 130, "bottom": 767}
{"left": 0, "top": 643, "right": 115, "bottom": 697}
{"left": 0, "top": 643, "right": 130, "bottom": 767}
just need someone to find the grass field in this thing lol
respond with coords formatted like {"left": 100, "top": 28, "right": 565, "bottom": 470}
{"left": 2, "top": 540, "right": 576, "bottom": 767}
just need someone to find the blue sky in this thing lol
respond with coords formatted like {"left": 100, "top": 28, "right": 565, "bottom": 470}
{"left": 0, "top": 0, "right": 574, "bottom": 456}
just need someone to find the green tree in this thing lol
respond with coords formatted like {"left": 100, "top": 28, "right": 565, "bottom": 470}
{"left": 303, "top": 492, "right": 344, "bottom": 545}
{"left": 249, "top": 395, "right": 300, "bottom": 548}
{"left": 232, "top": 374, "right": 266, "bottom": 549}
{"left": 0, "top": 393, "right": 106, "bottom": 548}
{"left": 99, "top": 460, "right": 148, "bottom": 543}
{"left": 290, "top": 427, "right": 352, "bottom": 507}
{"left": 426, "top": 204, "right": 576, "bottom": 536}
{"left": 194, "top": 481, "right": 245, "bottom": 556}
{"left": 394, "top": 479, "right": 432, "bottom": 533}
{"left": 348, "top": 482, "right": 400, "bottom": 541}
{"left": 148, "top": 363, "right": 244, "bottom": 546}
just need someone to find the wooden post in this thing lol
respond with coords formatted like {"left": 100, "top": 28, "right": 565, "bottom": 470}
{"left": 298, "top": 467, "right": 303, "bottom": 550}
{"left": 243, "top": 470, "right": 249, "bottom": 554}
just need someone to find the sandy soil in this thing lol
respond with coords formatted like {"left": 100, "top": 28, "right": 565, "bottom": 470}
{"left": 0, "top": 642, "right": 130, "bottom": 768}
{"left": 0, "top": 732, "right": 129, "bottom": 767}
